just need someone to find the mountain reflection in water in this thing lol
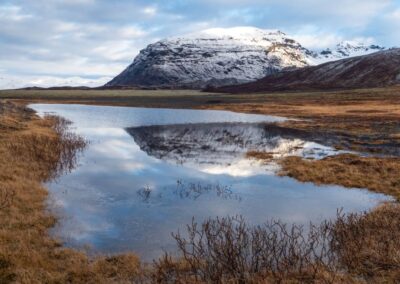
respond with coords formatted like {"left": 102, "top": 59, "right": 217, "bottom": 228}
{"left": 127, "top": 123, "right": 343, "bottom": 176}
{"left": 28, "top": 104, "right": 389, "bottom": 261}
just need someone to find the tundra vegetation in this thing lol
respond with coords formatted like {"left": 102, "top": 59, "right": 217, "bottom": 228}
{"left": 0, "top": 102, "right": 142, "bottom": 283}
{"left": 278, "top": 154, "right": 400, "bottom": 200}
{"left": 0, "top": 89, "right": 399, "bottom": 283}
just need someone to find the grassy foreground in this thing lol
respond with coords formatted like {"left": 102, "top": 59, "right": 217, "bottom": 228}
{"left": 0, "top": 87, "right": 400, "bottom": 282}
{"left": 0, "top": 102, "right": 142, "bottom": 283}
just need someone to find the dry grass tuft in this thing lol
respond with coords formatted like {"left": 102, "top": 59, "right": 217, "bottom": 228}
{"left": 246, "top": 151, "right": 274, "bottom": 163}
{"left": 332, "top": 203, "right": 400, "bottom": 280}
{"left": 279, "top": 154, "right": 400, "bottom": 200}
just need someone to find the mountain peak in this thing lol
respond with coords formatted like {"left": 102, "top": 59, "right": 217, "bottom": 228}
{"left": 107, "top": 26, "right": 310, "bottom": 88}
{"left": 317, "top": 40, "right": 386, "bottom": 61}
{"left": 106, "top": 26, "right": 386, "bottom": 89}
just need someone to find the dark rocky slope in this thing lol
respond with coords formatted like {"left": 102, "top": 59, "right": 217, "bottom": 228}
{"left": 212, "top": 48, "right": 400, "bottom": 93}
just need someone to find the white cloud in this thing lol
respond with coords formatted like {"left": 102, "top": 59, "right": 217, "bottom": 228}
{"left": 118, "top": 26, "right": 147, "bottom": 38}
{"left": 143, "top": 6, "right": 157, "bottom": 16}
{"left": 55, "top": 21, "right": 80, "bottom": 32}
{"left": 0, "top": 4, "right": 32, "bottom": 21}
{"left": 292, "top": 32, "right": 344, "bottom": 50}
{"left": 291, "top": 26, "right": 376, "bottom": 50}
{"left": 385, "top": 8, "right": 400, "bottom": 22}
{"left": 92, "top": 40, "right": 141, "bottom": 61}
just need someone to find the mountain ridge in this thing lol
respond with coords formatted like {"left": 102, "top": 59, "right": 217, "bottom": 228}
{"left": 106, "top": 27, "right": 386, "bottom": 89}
{"left": 211, "top": 48, "right": 400, "bottom": 93}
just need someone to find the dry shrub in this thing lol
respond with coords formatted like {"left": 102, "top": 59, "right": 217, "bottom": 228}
{"left": 155, "top": 216, "right": 339, "bottom": 283}
{"left": 154, "top": 204, "right": 400, "bottom": 283}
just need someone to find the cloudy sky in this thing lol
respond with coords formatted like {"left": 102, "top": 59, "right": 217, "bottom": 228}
{"left": 0, "top": 0, "right": 399, "bottom": 89}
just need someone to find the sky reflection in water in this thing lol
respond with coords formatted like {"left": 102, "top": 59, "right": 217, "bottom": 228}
{"left": 30, "top": 104, "right": 390, "bottom": 261}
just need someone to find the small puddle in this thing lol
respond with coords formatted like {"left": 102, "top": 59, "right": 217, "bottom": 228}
{"left": 30, "top": 104, "right": 390, "bottom": 261}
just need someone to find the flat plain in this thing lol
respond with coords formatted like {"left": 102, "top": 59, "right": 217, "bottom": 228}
{"left": 1, "top": 87, "right": 400, "bottom": 282}
{"left": 1, "top": 87, "right": 399, "bottom": 197}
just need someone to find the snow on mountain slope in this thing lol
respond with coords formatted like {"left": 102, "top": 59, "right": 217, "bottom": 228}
{"left": 215, "top": 48, "right": 400, "bottom": 93}
{"left": 106, "top": 27, "right": 386, "bottom": 89}
{"left": 312, "top": 41, "right": 385, "bottom": 64}
{"left": 106, "top": 27, "right": 316, "bottom": 88}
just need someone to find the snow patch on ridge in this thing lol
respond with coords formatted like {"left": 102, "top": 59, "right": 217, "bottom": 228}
{"left": 107, "top": 26, "right": 386, "bottom": 88}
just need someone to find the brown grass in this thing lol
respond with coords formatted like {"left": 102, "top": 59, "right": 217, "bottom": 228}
{"left": 246, "top": 151, "right": 274, "bottom": 163}
{"left": 0, "top": 101, "right": 142, "bottom": 283}
{"left": 1, "top": 99, "right": 400, "bottom": 283}
{"left": 278, "top": 154, "right": 400, "bottom": 200}
{"left": 332, "top": 203, "right": 400, "bottom": 280}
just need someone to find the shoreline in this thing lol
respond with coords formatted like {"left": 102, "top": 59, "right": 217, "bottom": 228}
{"left": 1, "top": 88, "right": 400, "bottom": 282}
{"left": 3, "top": 87, "right": 399, "bottom": 198}
{"left": 0, "top": 101, "right": 143, "bottom": 283}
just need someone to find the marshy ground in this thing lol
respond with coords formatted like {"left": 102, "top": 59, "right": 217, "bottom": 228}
{"left": 0, "top": 86, "right": 399, "bottom": 282}
{"left": 1, "top": 86, "right": 399, "bottom": 197}
{"left": 0, "top": 102, "right": 142, "bottom": 283}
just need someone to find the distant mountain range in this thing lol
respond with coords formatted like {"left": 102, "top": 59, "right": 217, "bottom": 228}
{"left": 0, "top": 75, "right": 111, "bottom": 90}
{"left": 212, "top": 48, "right": 400, "bottom": 93}
{"left": 106, "top": 27, "right": 386, "bottom": 89}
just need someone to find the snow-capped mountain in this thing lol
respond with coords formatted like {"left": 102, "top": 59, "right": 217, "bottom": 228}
{"left": 106, "top": 27, "right": 386, "bottom": 88}
{"left": 216, "top": 48, "right": 400, "bottom": 93}
{"left": 316, "top": 41, "right": 385, "bottom": 63}
{"left": 106, "top": 27, "right": 316, "bottom": 88}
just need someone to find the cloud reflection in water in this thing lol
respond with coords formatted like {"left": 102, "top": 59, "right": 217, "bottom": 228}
{"left": 30, "top": 104, "right": 390, "bottom": 261}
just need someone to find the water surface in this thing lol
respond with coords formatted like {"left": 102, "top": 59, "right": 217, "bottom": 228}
{"left": 30, "top": 104, "right": 389, "bottom": 261}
